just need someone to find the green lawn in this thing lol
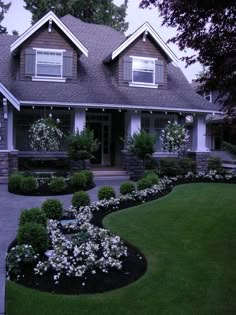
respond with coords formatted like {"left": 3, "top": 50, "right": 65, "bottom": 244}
{"left": 6, "top": 183, "right": 236, "bottom": 315}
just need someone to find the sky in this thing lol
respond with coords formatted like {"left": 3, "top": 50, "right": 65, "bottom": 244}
{"left": 2, "top": 0, "right": 202, "bottom": 82}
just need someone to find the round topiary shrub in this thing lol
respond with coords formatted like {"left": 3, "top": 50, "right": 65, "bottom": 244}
{"left": 120, "top": 182, "right": 136, "bottom": 195}
{"left": 20, "top": 176, "right": 37, "bottom": 194}
{"left": 98, "top": 186, "right": 116, "bottom": 200}
{"left": 145, "top": 173, "right": 159, "bottom": 186}
{"left": 71, "top": 172, "right": 86, "bottom": 190}
{"left": 49, "top": 177, "right": 67, "bottom": 194}
{"left": 80, "top": 170, "right": 94, "bottom": 187}
{"left": 41, "top": 199, "right": 63, "bottom": 220}
{"left": 71, "top": 191, "right": 91, "bottom": 208}
{"left": 17, "top": 222, "right": 49, "bottom": 254}
{"left": 8, "top": 173, "right": 23, "bottom": 192}
{"left": 137, "top": 177, "right": 153, "bottom": 191}
{"left": 19, "top": 207, "right": 47, "bottom": 227}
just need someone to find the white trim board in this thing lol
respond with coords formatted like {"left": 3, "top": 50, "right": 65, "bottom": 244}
{"left": 109, "top": 22, "right": 178, "bottom": 63}
{"left": 0, "top": 82, "right": 20, "bottom": 110}
{"left": 20, "top": 100, "right": 222, "bottom": 115}
{"left": 10, "top": 11, "right": 88, "bottom": 57}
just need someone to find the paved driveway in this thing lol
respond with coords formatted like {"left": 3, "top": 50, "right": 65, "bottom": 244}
{"left": 0, "top": 180, "right": 124, "bottom": 315}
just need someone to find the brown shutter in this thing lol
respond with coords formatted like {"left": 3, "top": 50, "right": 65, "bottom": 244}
{"left": 63, "top": 51, "right": 73, "bottom": 78}
{"left": 25, "top": 48, "right": 36, "bottom": 76}
{"left": 123, "top": 56, "right": 132, "bottom": 81}
{"left": 155, "top": 60, "right": 164, "bottom": 84}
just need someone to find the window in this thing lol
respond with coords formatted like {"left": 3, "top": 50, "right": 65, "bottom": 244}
{"left": 203, "top": 91, "right": 212, "bottom": 102}
{"left": 36, "top": 49, "right": 63, "bottom": 78}
{"left": 132, "top": 57, "right": 155, "bottom": 84}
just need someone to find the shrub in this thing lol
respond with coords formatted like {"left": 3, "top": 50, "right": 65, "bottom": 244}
{"left": 72, "top": 191, "right": 91, "bottom": 208}
{"left": 159, "top": 158, "right": 180, "bottom": 176}
{"left": 208, "top": 157, "right": 223, "bottom": 173}
{"left": 80, "top": 170, "right": 94, "bottom": 187}
{"left": 20, "top": 176, "right": 37, "bottom": 194}
{"left": 120, "top": 182, "right": 136, "bottom": 195}
{"left": 49, "top": 177, "right": 67, "bottom": 193}
{"left": 137, "top": 177, "right": 153, "bottom": 191}
{"left": 145, "top": 172, "right": 159, "bottom": 185}
{"left": 41, "top": 199, "right": 63, "bottom": 220}
{"left": 8, "top": 173, "right": 23, "bottom": 192}
{"left": 179, "top": 158, "right": 196, "bottom": 175}
{"left": 71, "top": 172, "right": 86, "bottom": 190}
{"left": 19, "top": 207, "right": 47, "bottom": 227}
{"left": 98, "top": 186, "right": 116, "bottom": 200}
{"left": 17, "top": 223, "right": 48, "bottom": 254}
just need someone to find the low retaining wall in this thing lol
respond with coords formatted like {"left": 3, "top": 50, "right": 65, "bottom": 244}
{"left": 0, "top": 150, "right": 19, "bottom": 184}
{"left": 121, "top": 150, "right": 144, "bottom": 181}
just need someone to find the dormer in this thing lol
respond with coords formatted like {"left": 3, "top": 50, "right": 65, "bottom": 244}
{"left": 10, "top": 11, "right": 88, "bottom": 82}
{"left": 105, "top": 22, "right": 178, "bottom": 89}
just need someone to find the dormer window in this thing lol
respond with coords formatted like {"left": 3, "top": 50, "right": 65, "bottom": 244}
{"left": 132, "top": 57, "right": 155, "bottom": 84}
{"left": 36, "top": 49, "right": 63, "bottom": 78}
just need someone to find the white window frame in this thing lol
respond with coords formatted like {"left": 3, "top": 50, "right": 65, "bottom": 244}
{"left": 203, "top": 91, "right": 212, "bottom": 103}
{"left": 131, "top": 56, "right": 156, "bottom": 86}
{"left": 33, "top": 48, "right": 66, "bottom": 82}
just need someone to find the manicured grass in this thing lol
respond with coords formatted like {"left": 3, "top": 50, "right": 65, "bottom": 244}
{"left": 6, "top": 183, "right": 236, "bottom": 315}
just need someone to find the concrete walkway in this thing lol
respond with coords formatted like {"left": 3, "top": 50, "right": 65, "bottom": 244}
{"left": 0, "top": 179, "right": 124, "bottom": 315}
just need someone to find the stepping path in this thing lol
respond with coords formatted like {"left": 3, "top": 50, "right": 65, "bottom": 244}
{"left": 0, "top": 179, "right": 124, "bottom": 315}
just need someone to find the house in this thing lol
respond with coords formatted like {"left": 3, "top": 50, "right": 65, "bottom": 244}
{"left": 0, "top": 11, "right": 219, "bottom": 183}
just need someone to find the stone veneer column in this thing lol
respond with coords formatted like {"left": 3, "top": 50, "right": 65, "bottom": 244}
{"left": 0, "top": 151, "right": 9, "bottom": 184}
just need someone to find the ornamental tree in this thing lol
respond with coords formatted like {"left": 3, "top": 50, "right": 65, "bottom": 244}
{"left": 29, "top": 118, "right": 64, "bottom": 151}
{"left": 160, "top": 121, "right": 189, "bottom": 153}
{"left": 0, "top": 1, "right": 11, "bottom": 34}
{"left": 24, "top": 0, "right": 129, "bottom": 32}
{"left": 140, "top": 0, "right": 236, "bottom": 115}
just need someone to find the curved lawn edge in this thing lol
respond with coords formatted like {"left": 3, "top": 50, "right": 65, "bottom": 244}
{"left": 6, "top": 182, "right": 236, "bottom": 315}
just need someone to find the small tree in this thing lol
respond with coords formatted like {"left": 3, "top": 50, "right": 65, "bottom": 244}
{"left": 29, "top": 118, "right": 64, "bottom": 151}
{"left": 160, "top": 121, "right": 189, "bottom": 153}
{"left": 66, "top": 128, "right": 100, "bottom": 161}
{"left": 126, "top": 129, "right": 156, "bottom": 166}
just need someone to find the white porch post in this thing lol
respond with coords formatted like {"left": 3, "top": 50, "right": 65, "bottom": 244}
{"left": 127, "top": 110, "right": 141, "bottom": 136}
{"left": 74, "top": 108, "right": 86, "bottom": 132}
{"left": 7, "top": 105, "right": 14, "bottom": 150}
{"left": 192, "top": 114, "right": 209, "bottom": 152}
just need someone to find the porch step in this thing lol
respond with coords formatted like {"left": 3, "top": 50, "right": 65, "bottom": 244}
{"left": 92, "top": 169, "right": 130, "bottom": 181}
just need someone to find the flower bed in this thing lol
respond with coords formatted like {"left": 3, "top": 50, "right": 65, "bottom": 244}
{"left": 6, "top": 170, "right": 236, "bottom": 294}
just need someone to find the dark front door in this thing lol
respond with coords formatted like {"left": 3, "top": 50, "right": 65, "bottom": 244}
{"left": 87, "top": 122, "right": 102, "bottom": 164}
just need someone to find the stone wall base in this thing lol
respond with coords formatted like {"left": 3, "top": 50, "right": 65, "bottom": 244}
{"left": 0, "top": 151, "right": 19, "bottom": 184}
{"left": 187, "top": 151, "right": 210, "bottom": 172}
{"left": 70, "top": 159, "right": 91, "bottom": 172}
{"left": 121, "top": 150, "right": 144, "bottom": 181}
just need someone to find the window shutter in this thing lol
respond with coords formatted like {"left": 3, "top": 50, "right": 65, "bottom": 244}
{"left": 63, "top": 51, "right": 73, "bottom": 78}
{"left": 155, "top": 60, "right": 164, "bottom": 84}
{"left": 25, "top": 48, "right": 36, "bottom": 76}
{"left": 123, "top": 56, "right": 132, "bottom": 81}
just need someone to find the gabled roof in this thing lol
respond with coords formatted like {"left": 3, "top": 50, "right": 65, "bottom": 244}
{"left": 0, "top": 82, "right": 20, "bottom": 110}
{"left": 105, "top": 22, "right": 178, "bottom": 63}
{"left": 10, "top": 11, "right": 88, "bottom": 57}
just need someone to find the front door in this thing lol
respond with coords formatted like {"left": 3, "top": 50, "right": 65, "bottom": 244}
{"left": 86, "top": 114, "right": 111, "bottom": 165}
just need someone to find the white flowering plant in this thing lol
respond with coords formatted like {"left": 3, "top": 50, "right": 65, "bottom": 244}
{"left": 29, "top": 118, "right": 64, "bottom": 151}
{"left": 160, "top": 121, "right": 189, "bottom": 152}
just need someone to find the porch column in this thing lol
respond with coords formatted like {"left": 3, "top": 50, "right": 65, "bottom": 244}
{"left": 74, "top": 108, "right": 86, "bottom": 132}
{"left": 128, "top": 110, "right": 141, "bottom": 136}
{"left": 192, "top": 114, "right": 209, "bottom": 152}
{"left": 7, "top": 104, "right": 14, "bottom": 150}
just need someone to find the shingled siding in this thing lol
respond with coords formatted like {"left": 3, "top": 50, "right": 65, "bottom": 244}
{"left": 20, "top": 24, "right": 77, "bottom": 81}
{"left": 0, "top": 105, "right": 7, "bottom": 150}
{"left": 118, "top": 34, "right": 168, "bottom": 88}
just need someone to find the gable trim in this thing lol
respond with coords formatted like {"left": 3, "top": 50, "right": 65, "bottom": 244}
{"left": 0, "top": 82, "right": 20, "bottom": 110}
{"left": 10, "top": 11, "right": 88, "bottom": 57}
{"left": 108, "top": 22, "right": 178, "bottom": 63}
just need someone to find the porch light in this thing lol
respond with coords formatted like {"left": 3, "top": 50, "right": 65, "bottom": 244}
{"left": 0, "top": 136, "right": 2, "bottom": 141}
{"left": 102, "top": 108, "right": 105, "bottom": 112}
{"left": 68, "top": 107, "right": 71, "bottom": 110}
{"left": 150, "top": 110, "right": 153, "bottom": 114}
{"left": 118, "top": 109, "right": 121, "bottom": 112}
{"left": 86, "top": 108, "right": 88, "bottom": 111}
{"left": 134, "top": 110, "right": 138, "bottom": 113}
{"left": 32, "top": 106, "right": 35, "bottom": 109}
{"left": 180, "top": 112, "right": 182, "bottom": 115}
{"left": 50, "top": 106, "right": 53, "bottom": 110}
{"left": 165, "top": 111, "right": 167, "bottom": 115}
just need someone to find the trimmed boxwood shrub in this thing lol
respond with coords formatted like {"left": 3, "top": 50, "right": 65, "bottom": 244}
{"left": 72, "top": 191, "right": 91, "bottom": 208}
{"left": 145, "top": 173, "right": 159, "bottom": 186}
{"left": 137, "top": 177, "right": 153, "bottom": 191}
{"left": 20, "top": 176, "right": 37, "bottom": 194}
{"left": 19, "top": 208, "right": 47, "bottom": 227}
{"left": 8, "top": 174, "right": 23, "bottom": 192}
{"left": 49, "top": 177, "right": 67, "bottom": 193}
{"left": 208, "top": 157, "right": 224, "bottom": 173}
{"left": 71, "top": 172, "right": 86, "bottom": 190}
{"left": 80, "top": 170, "right": 94, "bottom": 187}
{"left": 17, "top": 222, "right": 48, "bottom": 254}
{"left": 120, "top": 182, "right": 136, "bottom": 195}
{"left": 179, "top": 158, "right": 196, "bottom": 175}
{"left": 98, "top": 186, "right": 116, "bottom": 200}
{"left": 41, "top": 199, "right": 63, "bottom": 220}
{"left": 159, "top": 158, "right": 180, "bottom": 176}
